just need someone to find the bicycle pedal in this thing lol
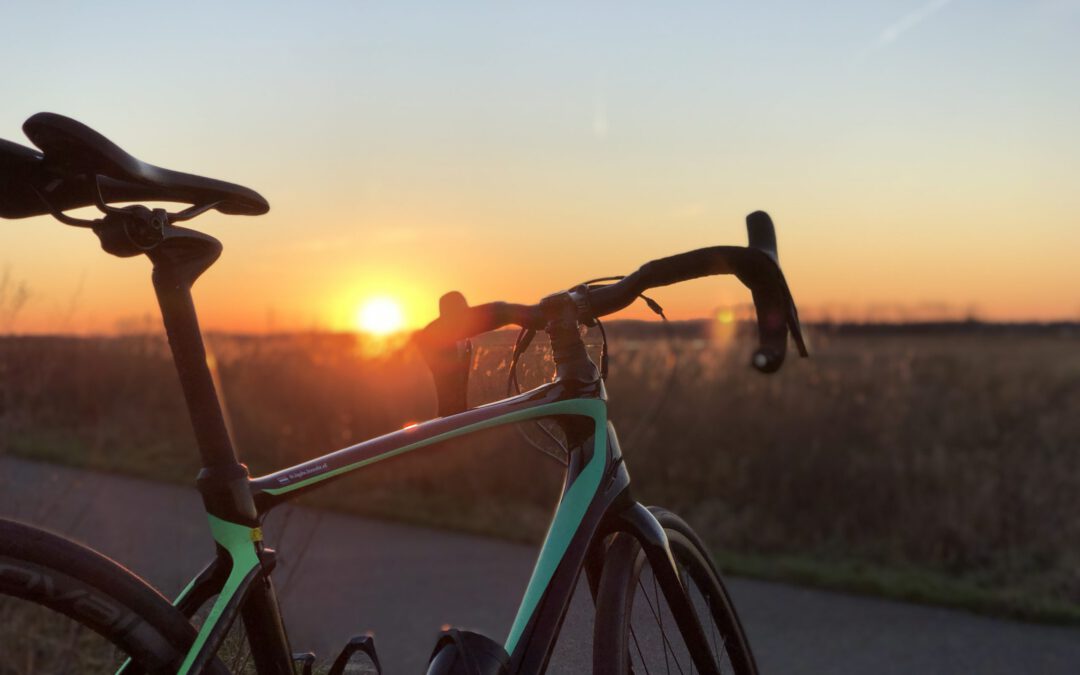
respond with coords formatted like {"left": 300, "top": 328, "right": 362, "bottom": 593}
{"left": 291, "top": 651, "right": 315, "bottom": 675}
{"left": 327, "top": 634, "right": 382, "bottom": 675}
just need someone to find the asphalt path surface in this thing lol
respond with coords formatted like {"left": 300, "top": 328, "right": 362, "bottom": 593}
{"left": 2, "top": 456, "right": 1079, "bottom": 673}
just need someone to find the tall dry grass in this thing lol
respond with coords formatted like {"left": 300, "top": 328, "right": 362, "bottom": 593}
{"left": 1, "top": 324, "right": 1078, "bottom": 617}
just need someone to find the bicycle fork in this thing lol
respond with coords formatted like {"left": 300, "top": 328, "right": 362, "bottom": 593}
{"left": 605, "top": 502, "right": 724, "bottom": 675}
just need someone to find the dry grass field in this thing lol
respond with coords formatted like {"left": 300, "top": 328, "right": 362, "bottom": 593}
{"left": 2, "top": 323, "right": 1079, "bottom": 622}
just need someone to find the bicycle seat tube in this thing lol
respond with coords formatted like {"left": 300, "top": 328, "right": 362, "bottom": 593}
{"left": 144, "top": 223, "right": 294, "bottom": 674}
{"left": 144, "top": 229, "right": 256, "bottom": 516}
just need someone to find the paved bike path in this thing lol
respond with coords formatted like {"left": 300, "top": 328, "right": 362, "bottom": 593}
{"left": 2, "top": 456, "right": 1079, "bottom": 673}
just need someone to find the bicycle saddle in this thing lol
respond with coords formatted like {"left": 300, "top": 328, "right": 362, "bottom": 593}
{"left": 0, "top": 113, "right": 268, "bottom": 219}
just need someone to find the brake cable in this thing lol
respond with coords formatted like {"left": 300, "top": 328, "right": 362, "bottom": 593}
{"left": 505, "top": 277, "right": 675, "bottom": 465}
{"left": 506, "top": 327, "right": 568, "bottom": 465}
{"left": 581, "top": 277, "right": 678, "bottom": 442}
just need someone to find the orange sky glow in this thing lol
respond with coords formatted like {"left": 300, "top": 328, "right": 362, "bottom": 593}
{"left": 2, "top": 2, "right": 1078, "bottom": 334}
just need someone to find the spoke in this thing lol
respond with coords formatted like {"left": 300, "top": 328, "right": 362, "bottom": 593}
{"left": 678, "top": 564, "right": 695, "bottom": 675}
{"left": 694, "top": 568, "right": 729, "bottom": 673}
{"left": 705, "top": 581, "right": 730, "bottom": 672}
{"left": 629, "top": 624, "right": 652, "bottom": 675}
{"left": 637, "top": 574, "right": 685, "bottom": 675}
{"left": 705, "top": 581, "right": 718, "bottom": 663}
{"left": 653, "top": 574, "right": 671, "bottom": 675}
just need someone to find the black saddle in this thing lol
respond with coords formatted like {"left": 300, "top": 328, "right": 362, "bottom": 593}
{"left": 0, "top": 113, "right": 268, "bottom": 219}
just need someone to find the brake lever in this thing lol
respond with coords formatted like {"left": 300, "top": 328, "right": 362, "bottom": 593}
{"left": 417, "top": 291, "right": 474, "bottom": 417}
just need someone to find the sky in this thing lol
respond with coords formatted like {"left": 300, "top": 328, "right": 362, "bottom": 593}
{"left": 1, "top": 0, "right": 1078, "bottom": 333}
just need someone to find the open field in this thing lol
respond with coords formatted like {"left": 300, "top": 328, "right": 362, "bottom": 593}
{"left": 2, "top": 323, "right": 1079, "bottom": 622}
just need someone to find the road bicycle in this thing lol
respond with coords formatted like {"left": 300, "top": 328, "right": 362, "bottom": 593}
{"left": 0, "top": 113, "right": 808, "bottom": 674}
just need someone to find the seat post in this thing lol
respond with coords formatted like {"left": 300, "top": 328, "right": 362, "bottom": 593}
{"left": 153, "top": 276, "right": 235, "bottom": 468}
{"left": 147, "top": 227, "right": 258, "bottom": 525}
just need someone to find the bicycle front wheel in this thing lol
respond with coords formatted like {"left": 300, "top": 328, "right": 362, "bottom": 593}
{"left": 593, "top": 507, "right": 758, "bottom": 675}
{"left": 0, "top": 518, "right": 229, "bottom": 675}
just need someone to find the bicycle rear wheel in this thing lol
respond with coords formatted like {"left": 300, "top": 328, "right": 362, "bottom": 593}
{"left": 0, "top": 518, "right": 229, "bottom": 675}
{"left": 593, "top": 507, "right": 758, "bottom": 675}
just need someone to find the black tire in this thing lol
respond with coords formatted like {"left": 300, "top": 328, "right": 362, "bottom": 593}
{"left": 0, "top": 518, "right": 229, "bottom": 674}
{"left": 593, "top": 507, "right": 758, "bottom": 675}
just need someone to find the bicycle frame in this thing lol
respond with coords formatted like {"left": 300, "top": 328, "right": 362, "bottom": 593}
{"left": 161, "top": 380, "right": 624, "bottom": 675}
{"left": 113, "top": 227, "right": 721, "bottom": 675}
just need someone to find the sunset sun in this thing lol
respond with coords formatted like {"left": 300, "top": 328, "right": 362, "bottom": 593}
{"left": 356, "top": 297, "right": 404, "bottom": 335}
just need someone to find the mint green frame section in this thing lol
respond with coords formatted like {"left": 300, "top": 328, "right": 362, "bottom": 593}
{"left": 503, "top": 399, "right": 607, "bottom": 654}
{"left": 170, "top": 570, "right": 203, "bottom": 607}
{"left": 174, "top": 515, "right": 262, "bottom": 675}
{"left": 165, "top": 398, "right": 607, "bottom": 673}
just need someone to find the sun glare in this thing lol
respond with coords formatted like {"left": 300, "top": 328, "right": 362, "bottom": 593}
{"left": 356, "top": 297, "right": 404, "bottom": 335}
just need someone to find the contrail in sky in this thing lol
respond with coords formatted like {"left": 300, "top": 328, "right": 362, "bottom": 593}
{"left": 877, "top": 0, "right": 954, "bottom": 46}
